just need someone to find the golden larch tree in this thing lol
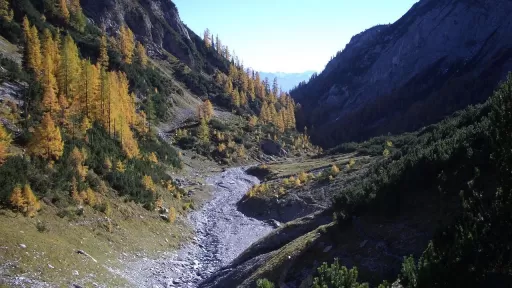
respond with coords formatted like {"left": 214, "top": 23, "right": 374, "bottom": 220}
{"left": 10, "top": 185, "right": 24, "bottom": 211}
{"left": 276, "top": 110, "right": 285, "bottom": 133}
{"left": 228, "top": 64, "right": 238, "bottom": 80}
{"left": 168, "top": 207, "right": 176, "bottom": 223}
{"left": 0, "top": 123, "right": 11, "bottom": 165}
{"left": 224, "top": 80, "right": 233, "bottom": 95}
{"left": 0, "top": 0, "right": 14, "bottom": 22}
{"left": 29, "top": 113, "right": 64, "bottom": 160}
{"left": 119, "top": 24, "right": 135, "bottom": 64}
{"left": 41, "top": 54, "right": 60, "bottom": 116}
{"left": 148, "top": 152, "right": 158, "bottom": 164}
{"left": 79, "top": 116, "right": 91, "bottom": 139}
{"left": 98, "top": 31, "right": 109, "bottom": 69}
{"left": 23, "top": 184, "right": 40, "bottom": 217}
{"left": 240, "top": 70, "right": 249, "bottom": 92}
{"left": 214, "top": 72, "right": 224, "bottom": 86}
{"left": 70, "top": 147, "right": 88, "bottom": 180}
{"left": 116, "top": 160, "right": 126, "bottom": 173}
{"left": 22, "top": 16, "right": 32, "bottom": 68}
{"left": 58, "top": 34, "right": 81, "bottom": 102}
{"left": 269, "top": 103, "right": 278, "bottom": 125}
{"left": 59, "top": 0, "right": 70, "bottom": 23}
{"left": 203, "top": 28, "right": 211, "bottom": 47}
{"left": 198, "top": 100, "right": 214, "bottom": 121}
{"left": 198, "top": 118, "right": 210, "bottom": 143}
{"left": 83, "top": 188, "right": 97, "bottom": 206}
{"left": 79, "top": 59, "right": 100, "bottom": 118}
{"left": 23, "top": 17, "right": 42, "bottom": 73}
{"left": 247, "top": 77, "right": 255, "bottom": 101}
{"left": 142, "top": 175, "right": 156, "bottom": 193}
{"left": 135, "top": 41, "right": 148, "bottom": 67}
{"left": 99, "top": 66, "right": 110, "bottom": 123}
{"left": 42, "top": 29, "right": 59, "bottom": 80}
{"left": 248, "top": 115, "right": 258, "bottom": 127}
{"left": 240, "top": 91, "right": 248, "bottom": 106}
{"left": 204, "top": 100, "right": 214, "bottom": 120}
{"left": 231, "top": 89, "right": 240, "bottom": 107}
{"left": 120, "top": 124, "right": 139, "bottom": 158}
{"left": 30, "top": 26, "right": 42, "bottom": 75}
{"left": 57, "top": 93, "right": 74, "bottom": 130}
{"left": 53, "top": 29, "right": 62, "bottom": 69}
{"left": 287, "top": 105, "right": 296, "bottom": 129}
{"left": 260, "top": 101, "right": 271, "bottom": 124}
{"left": 106, "top": 71, "right": 139, "bottom": 157}
{"left": 70, "top": 176, "right": 82, "bottom": 204}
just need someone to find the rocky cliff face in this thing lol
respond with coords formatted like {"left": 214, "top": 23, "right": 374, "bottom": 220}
{"left": 80, "top": 0, "right": 224, "bottom": 72}
{"left": 291, "top": 0, "right": 512, "bottom": 147}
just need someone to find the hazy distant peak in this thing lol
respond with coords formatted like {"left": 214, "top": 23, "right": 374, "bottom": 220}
{"left": 257, "top": 71, "right": 316, "bottom": 92}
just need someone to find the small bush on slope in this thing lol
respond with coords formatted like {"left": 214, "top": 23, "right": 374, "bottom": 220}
{"left": 313, "top": 259, "right": 369, "bottom": 288}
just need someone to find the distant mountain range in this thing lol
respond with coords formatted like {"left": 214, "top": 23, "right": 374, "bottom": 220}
{"left": 258, "top": 71, "right": 316, "bottom": 92}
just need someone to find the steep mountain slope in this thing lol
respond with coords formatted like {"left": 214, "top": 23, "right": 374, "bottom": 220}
{"left": 291, "top": 0, "right": 512, "bottom": 147}
{"left": 81, "top": 0, "right": 228, "bottom": 74}
{"left": 259, "top": 71, "right": 316, "bottom": 92}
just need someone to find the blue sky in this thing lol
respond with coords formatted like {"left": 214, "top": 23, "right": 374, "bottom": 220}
{"left": 173, "top": 0, "right": 418, "bottom": 73}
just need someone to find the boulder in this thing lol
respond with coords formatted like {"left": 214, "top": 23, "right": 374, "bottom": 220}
{"left": 260, "top": 139, "right": 285, "bottom": 156}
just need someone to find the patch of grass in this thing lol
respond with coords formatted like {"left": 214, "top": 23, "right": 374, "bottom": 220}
{"left": 0, "top": 195, "right": 192, "bottom": 286}
{"left": 246, "top": 165, "right": 273, "bottom": 181}
{"left": 263, "top": 152, "right": 367, "bottom": 179}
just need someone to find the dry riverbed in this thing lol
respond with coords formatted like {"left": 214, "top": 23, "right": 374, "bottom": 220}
{"left": 112, "top": 167, "right": 274, "bottom": 288}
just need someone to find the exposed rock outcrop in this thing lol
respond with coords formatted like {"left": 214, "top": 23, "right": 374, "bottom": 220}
{"left": 80, "top": 0, "right": 225, "bottom": 72}
{"left": 238, "top": 164, "right": 369, "bottom": 223}
{"left": 260, "top": 139, "right": 286, "bottom": 157}
{"left": 291, "top": 0, "right": 512, "bottom": 147}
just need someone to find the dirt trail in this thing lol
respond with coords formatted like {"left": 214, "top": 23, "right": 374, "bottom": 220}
{"left": 115, "top": 167, "right": 273, "bottom": 288}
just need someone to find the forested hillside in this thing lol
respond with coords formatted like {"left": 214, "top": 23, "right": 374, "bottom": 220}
{"left": 0, "top": 0, "right": 315, "bottom": 285}
{"left": 0, "top": 0, "right": 314, "bottom": 215}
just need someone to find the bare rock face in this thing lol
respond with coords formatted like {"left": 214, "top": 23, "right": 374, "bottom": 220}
{"left": 81, "top": 0, "right": 196, "bottom": 66}
{"left": 260, "top": 139, "right": 286, "bottom": 157}
{"left": 291, "top": 0, "right": 512, "bottom": 147}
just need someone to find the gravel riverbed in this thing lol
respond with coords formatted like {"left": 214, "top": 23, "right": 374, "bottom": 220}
{"left": 117, "top": 167, "right": 274, "bottom": 288}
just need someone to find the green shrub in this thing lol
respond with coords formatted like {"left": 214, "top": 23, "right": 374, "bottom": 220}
{"left": 0, "top": 156, "right": 32, "bottom": 201}
{"left": 399, "top": 256, "right": 418, "bottom": 287}
{"left": 313, "top": 259, "right": 368, "bottom": 288}
{"left": 256, "top": 278, "right": 275, "bottom": 288}
{"left": 177, "top": 136, "right": 197, "bottom": 150}
{"left": 138, "top": 134, "right": 181, "bottom": 168}
{"left": 210, "top": 119, "right": 229, "bottom": 131}
{"left": 0, "top": 56, "right": 28, "bottom": 83}
{"left": 36, "top": 220, "right": 48, "bottom": 233}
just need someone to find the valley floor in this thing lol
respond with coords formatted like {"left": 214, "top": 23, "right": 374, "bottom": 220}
{"left": 116, "top": 167, "right": 273, "bottom": 288}
{"left": 0, "top": 146, "right": 276, "bottom": 287}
